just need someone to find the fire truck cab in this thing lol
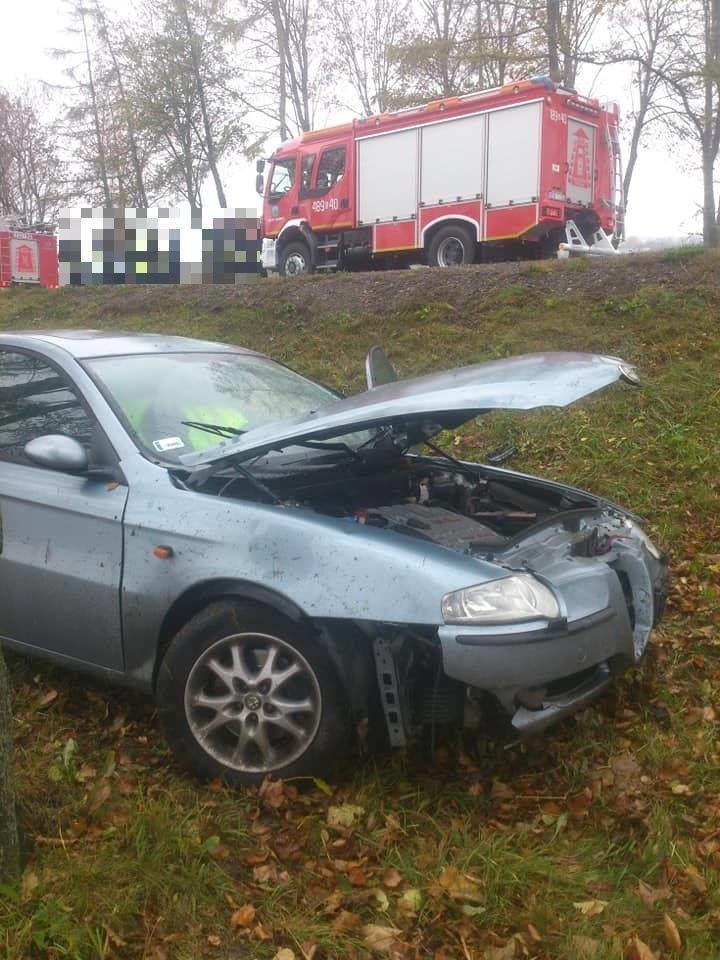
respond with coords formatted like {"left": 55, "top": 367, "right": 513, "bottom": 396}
{"left": 259, "top": 77, "right": 623, "bottom": 275}
{"left": 0, "top": 218, "right": 58, "bottom": 288}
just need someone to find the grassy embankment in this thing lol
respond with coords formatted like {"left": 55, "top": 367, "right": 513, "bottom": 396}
{"left": 0, "top": 249, "right": 719, "bottom": 959}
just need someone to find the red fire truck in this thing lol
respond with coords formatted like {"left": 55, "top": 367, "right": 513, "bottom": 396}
{"left": 258, "top": 76, "right": 624, "bottom": 275}
{"left": 0, "top": 218, "right": 59, "bottom": 288}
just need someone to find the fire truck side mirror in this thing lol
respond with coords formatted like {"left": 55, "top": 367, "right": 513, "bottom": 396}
{"left": 256, "top": 173, "right": 265, "bottom": 195}
{"left": 256, "top": 159, "right": 266, "bottom": 173}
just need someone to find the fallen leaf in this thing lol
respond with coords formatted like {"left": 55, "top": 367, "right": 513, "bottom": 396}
{"left": 332, "top": 910, "right": 361, "bottom": 934}
{"left": 20, "top": 871, "right": 39, "bottom": 902}
{"left": 101, "top": 924, "right": 126, "bottom": 948}
{"left": 611, "top": 753, "right": 643, "bottom": 793}
{"left": 636, "top": 880, "right": 671, "bottom": 908}
{"left": 230, "top": 904, "right": 256, "bottom": 929}
{"left": 383, "top": 867, "right": 403, "bottom": 888}
{"left": 398, "top": 888, "right": 422, "bottom": 913}
{"left": 88, "top": 782, "right": 112, "bottom": 813}
{"left": 39, "top": 689, "right": 58, "bottom": 707}
{"left": 438, "top": 866, "right": 484, "bottom": 903}
{"left": 348, "top": 867, "right": 368, "bottom": 886}
{"left": 259, "top": 778, "right": 286, "bottom": 810}
{"left": 670, "top": 783, "right": 691, "bottom": 795}
{"left": 373, "top": 888, "right": 390, "bottom": 911}
{"left": 663, "top": 914, "right": 682, "bottom": 952}
{"left": 327, "top": 803, "right": 365, "bottom": 831}
{"left": 362, "top": 924, "right": 401, "bottom": 954}
{"left": 684, "top": 864, "right": 707, "bottom": 894}
{"left": 272, "top": 950, "right": 295, "bottom": 960}
{"left": 253, "top": 863, "right": 279, "bottom": 884}
{"left": 207, "top": 935, "right": 221, "bottom": 947}
{"left": 573, "top": 899, "right": 608, "bottom": 917}
{"left": 484, "top": 941, "right": 518, "bottom": 960}
{"left": 626, "top": 935, "right": 657, "bottom": 960}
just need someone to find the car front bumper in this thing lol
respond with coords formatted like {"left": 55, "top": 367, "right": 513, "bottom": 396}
{"left": 437, "top": 542, "right": 668, "bottom": 736}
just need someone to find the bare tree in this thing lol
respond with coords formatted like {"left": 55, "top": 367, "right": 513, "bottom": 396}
{"left": 391, "top": 0, "right": 476, "bottom": 101}
{"left": 53, "top": 0, "right": 142, "bottom": 206}
{"left": 328, "top": 0, "right": 413, "bottom": 115}
{"left": 170, "top": 0, "right": 244, "bottom": 206}
{"left": 618, "top": 0, "right": 678, "bottom": 205}
{"left": 646, "top": 0, "right": 720, "bottom": 245}
{"left": 535, "top": 0, "right": 610, "bottom": 87}
{"left": 92, "top": 0, "right": 149, "bottom": 207}
{"left": 0, "top": 649, "right": 20, "bottom": 884}
{"left": 473, "top": 0, "right": 542, "bottom": 87}
{"left": 241, "top": 0, "right": 332, "bottom": 142}
{"left": 0, "top": 87, "right": 68, "bottom": 222}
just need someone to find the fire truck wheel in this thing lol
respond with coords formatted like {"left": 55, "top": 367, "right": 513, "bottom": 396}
{"left": 427, "top": 224, "right": 475, "bottom": 267}
{"left": 279, "top": 241, "right": 313, "bottom": 277}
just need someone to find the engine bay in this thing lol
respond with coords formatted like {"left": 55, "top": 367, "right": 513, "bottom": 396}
{"left": 199, "top": 451, "right": 604, "bottom": 555}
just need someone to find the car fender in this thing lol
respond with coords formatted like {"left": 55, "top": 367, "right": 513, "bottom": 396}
{"left": 119, "top": 458, "right": 502, "bottom": 688}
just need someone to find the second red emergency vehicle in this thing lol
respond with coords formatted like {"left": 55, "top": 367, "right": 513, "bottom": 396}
{"left": 258, "top": 76, "right": 624, "bottom": 275}
{"left": 0, "top": 218, "right": 58, "bottom": 288}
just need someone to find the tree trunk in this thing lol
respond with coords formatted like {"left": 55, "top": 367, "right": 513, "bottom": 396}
{"left": 175, "top": 0, "right": 228, "bottom": 207}
{"left": 80, "top": 5, "right": 112, "bottom": 207}
{"left": 546, "top": 0, "right": 561, "bottom": 82}
{"left": 93, "top": 0, "right": 149, "bottom": 207}
{"left": 702, "top": 147, "right": 718, "bottom": 246}
{"left": 0, "top": 647, "right": 20, "bottom": 884}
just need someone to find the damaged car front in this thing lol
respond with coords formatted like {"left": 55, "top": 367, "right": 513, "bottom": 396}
{"left": 2, "top": 332, "right": 667, "bottom": 786}
{"left": 168, "top": 349, "right": 668, "bottom": 771}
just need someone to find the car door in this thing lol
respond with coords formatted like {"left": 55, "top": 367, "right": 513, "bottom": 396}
{"left": 0, "top": 347, "right": 127, "bottom": 671}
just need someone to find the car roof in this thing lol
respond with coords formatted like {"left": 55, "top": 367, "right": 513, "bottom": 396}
{"left": 0, "top": 330, "right": 262, "bottom": 360}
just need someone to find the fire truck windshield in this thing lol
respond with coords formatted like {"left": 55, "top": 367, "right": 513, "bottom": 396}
{"left": 269, "top": 158, "right": 296, "bottom": 198}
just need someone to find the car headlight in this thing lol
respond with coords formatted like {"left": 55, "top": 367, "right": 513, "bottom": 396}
{"left": 627, "top": 521, "right": 662, "bottom": 560}
{"left": 442, "top": 574, "right": 560, "bottom": 625}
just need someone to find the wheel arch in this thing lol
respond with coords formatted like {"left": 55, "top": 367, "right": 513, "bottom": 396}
{"left": 421, "top": 215, "right": 480, "bottom": 248}
{"left": 154, "top": 579, "right": 309, "bottom": 687}
{"left": 153, "top": 580, "right": 374, "bottom": 710}
{"left": 276, "top": 221, "right": 315, "bottom": 259}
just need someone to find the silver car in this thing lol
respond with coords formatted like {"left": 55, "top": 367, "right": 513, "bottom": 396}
{"left": 0, "top": 332, "right": 667, "bottom": 784}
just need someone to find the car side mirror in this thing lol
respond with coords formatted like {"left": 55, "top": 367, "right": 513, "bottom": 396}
{"left": 24, "top": 435, "right": 89, "bottom": 473}
{"left": 365, "top": 345, "right": 399, "bottom": 389}
{"left": 256, "top": 173, "right": 264, "bottom": 195}
{"left": 256, "top": 159, "right": 266, "bottom": 174}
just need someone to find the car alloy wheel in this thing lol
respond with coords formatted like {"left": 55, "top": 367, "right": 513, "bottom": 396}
{"left": 157, "top": 600, "right": 352, "bottom": 784}
{"left": 184, "top": 630, "right": 322, "bottom": 773}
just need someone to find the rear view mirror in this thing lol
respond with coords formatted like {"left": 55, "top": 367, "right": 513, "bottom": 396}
{"left": 24, "top": 435, "right": 88, "bottom": 473}
{"left": 365, "top": 345, "right": 399, "bottom": 389}
{"left": 256, "top": 173, "right": 265, "bottom": 195}
{"left": 256, "top": 159, "right": 266, "bottom": 173}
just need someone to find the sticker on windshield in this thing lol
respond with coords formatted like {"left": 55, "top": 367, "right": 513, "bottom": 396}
{"left": 152, "top": 436, "right": 185, "bottom": 453}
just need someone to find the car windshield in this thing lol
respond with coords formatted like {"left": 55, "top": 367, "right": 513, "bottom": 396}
{"left": 85, "top": 352, "right": 341, "bottom": 462}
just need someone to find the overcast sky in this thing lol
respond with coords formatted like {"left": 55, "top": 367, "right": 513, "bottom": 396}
{"left": 0, "top": 0, "right": 703, "bottom": 240}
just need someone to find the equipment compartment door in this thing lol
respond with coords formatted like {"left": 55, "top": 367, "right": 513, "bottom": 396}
{"left": 566, "top": 119, "right": 596, "bottom": 205}
{"left": 486, "top": 102, "right": 542, "bottom": 208}
{"left": 358, "top": 128, "right": 419, "bottom": 225}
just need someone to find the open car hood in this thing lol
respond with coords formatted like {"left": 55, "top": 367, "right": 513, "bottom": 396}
{"left": 180, "top": 352, "right": 637, "bottom": 467}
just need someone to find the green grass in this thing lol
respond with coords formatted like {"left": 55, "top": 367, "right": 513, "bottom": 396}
{"left": 1, "top": 251, "right": 720, "bottom": 958}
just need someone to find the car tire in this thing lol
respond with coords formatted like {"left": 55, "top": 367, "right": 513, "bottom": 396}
{"left": 427, "top": 224, "right": 476, "bottom": 267}
{"left": 278, "top": 240, "right": 312, "bottom": 277}
{"left": 156, "top": 600, "right": 352, "bottom": 785}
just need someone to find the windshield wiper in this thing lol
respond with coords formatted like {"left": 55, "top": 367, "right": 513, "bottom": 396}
{"left": 181, "top": 420, "right": 246, "bottom": 439}
{"left": 289, "top": 438, "right": 361, "bottom": 459}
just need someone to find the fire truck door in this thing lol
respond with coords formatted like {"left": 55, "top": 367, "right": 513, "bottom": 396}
{"left": 265, "top": 155, "right": 298, "bottom": 237}
{"left": 305, "top": 145, "right": 352, "bottom": 232}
